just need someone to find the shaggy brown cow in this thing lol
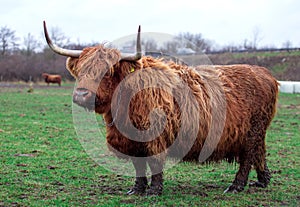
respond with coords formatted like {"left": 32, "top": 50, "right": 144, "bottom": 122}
{"left": 43, "top": 21, "right": 279, "bottom": 196}
{"left": 42, "top": 73, "right": 61, "bottom": 86}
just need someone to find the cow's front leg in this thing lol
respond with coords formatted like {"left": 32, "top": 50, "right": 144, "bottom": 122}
{"left": 147, "top": 157, "right": 164, "bottom": 196}
{"left": 127, "top": 158, "right": 148, "bottom": 195}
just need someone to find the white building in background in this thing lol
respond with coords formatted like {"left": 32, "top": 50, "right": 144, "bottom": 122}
{"left": 278, "top": 81, "right": 300, "bottom": 93}
{"left": 177, "top": 48, "right": 196, "bottom": 55}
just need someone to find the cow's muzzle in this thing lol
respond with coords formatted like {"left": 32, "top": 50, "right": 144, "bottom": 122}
{"left": 73, "top": 88, "right": 95, "bottom": 110}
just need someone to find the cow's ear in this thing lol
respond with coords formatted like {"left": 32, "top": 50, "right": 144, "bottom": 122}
{"left": 66, "top": 57, "right": 80, "bottom": 78}
{"left": 118, "top": 60, "right": 141, "bottom": 78}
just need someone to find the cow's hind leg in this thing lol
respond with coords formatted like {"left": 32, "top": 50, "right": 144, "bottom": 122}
{"left": 225, "top": 125, "right": 256, "bottom": 193}
{"left": 250, "top": 161, "right": 271, "bottom": 188}
{"left": 225, "top": 114, "right": 272, "bottom": 193}
{"left": 249, "top": 136, "right": 271, "bottom": 188}
{"left": 250, "top": 115, "right": 272, "bottom": 188}
{"left": 224, "top": 155, "right": 252, "bottom": 193}
{"left": 127, "top": 158, "right": 148, "bottom": 195}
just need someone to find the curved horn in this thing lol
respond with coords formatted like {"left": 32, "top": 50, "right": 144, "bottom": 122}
{"left": 43, "top": 21, "right": 82, "bottom": 58}
{"left": 120, "top": 25, "right": 142, "bottom": 61}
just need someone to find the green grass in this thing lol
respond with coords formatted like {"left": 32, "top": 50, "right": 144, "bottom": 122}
{"left": 0, "top": 86, "right": 299, "bottom": 206}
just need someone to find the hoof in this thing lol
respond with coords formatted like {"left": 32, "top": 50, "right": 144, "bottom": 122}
{"left": 224, "top": 184, "right": 244, "bottom": 194}
{"left": 127, "top": 177, "right": 148, "bottom": 196}
{"left": 126, "top": 188, "right": 146, "bottom": 196}
{"left": 249, "top": 181, "right": 267, "bottom": 188}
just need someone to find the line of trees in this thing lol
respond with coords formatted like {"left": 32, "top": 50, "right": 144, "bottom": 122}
{"left": 0, "top": 25, "right": 88, "bottom": 82}
{"left": 0, "top": 25, "right": 296, "bottom": 82}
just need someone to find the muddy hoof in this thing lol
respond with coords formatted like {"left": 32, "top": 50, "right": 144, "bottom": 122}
{"left": 224, "top": 184, "right": 244, "bottom": 194}
{"left": 127, "top": 177, "right": 148, "bottom": 196}
{"left": 249, "top": 181, "right": 267, "bottom": 188}
{"left": 126, "top": 188, "right": 146, "bottom": 195}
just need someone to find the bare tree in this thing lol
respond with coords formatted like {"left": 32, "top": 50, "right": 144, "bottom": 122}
{"left": 243, "top": 39, "right": 252, "bottom": 50}
{"left": 251, "top": 26, "right": 263, "bottom": 50}
{"left": 44, "top": 27, "right": 70, "bottom": 59}
{"left": 282, "top": 40, "right": 292, "bottom": 51}
{"left": 143, "top": 38, "right": 158, "bottom": 52}
{"left": 48, "top": 26, "right": 70, "bottom": 47}
{"left": 175, "top": 32, "right": 211, "bottom": 53}
{"left": 0, "top": 26, "right": 19, "bottom": 56}
{"left": 161, "top": 41, "right": 180, "bottom": 54}
{"left": 160, "top": 32, "right": 212, "bottom": 54}
{"left": 23, "top": 33, "right": 40, "bottom": 56}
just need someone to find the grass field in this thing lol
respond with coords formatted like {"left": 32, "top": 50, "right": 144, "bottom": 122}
{"left": 0, "top": 84, "right": 299, "bottom": 206}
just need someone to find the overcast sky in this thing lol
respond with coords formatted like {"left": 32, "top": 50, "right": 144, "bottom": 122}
{"left": 0, "top": 0, "right": 299, "bottom": 49}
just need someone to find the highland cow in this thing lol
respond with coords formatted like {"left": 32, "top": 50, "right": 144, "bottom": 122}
{"left": 42, "top": 73, "right": 61, "bottom": 86}
{"left": 43, "top": 21, "right": 279, "bottom": 196}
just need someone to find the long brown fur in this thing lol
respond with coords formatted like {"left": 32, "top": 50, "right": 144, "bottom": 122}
{"left": 66, "top": 44, "right": 279, "bottom": 195}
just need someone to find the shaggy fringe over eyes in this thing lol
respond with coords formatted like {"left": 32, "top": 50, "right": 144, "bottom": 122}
{"left": 78, "top": 45, "right": 121, "bottom": 80}
{"left": 67, "top": 45, "right": 121, "bottom": 80}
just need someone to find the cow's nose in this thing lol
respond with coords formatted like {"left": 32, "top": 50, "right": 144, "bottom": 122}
{"left": 75, "top": 88, "right": 89, "bottom": 97}
{"left": 73, "top": 88, "right": 94, "bottom": 106}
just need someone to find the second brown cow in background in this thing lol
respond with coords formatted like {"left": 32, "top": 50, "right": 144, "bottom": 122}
{"left": 42, "top": 73, "right": 61, "bottom": 86}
